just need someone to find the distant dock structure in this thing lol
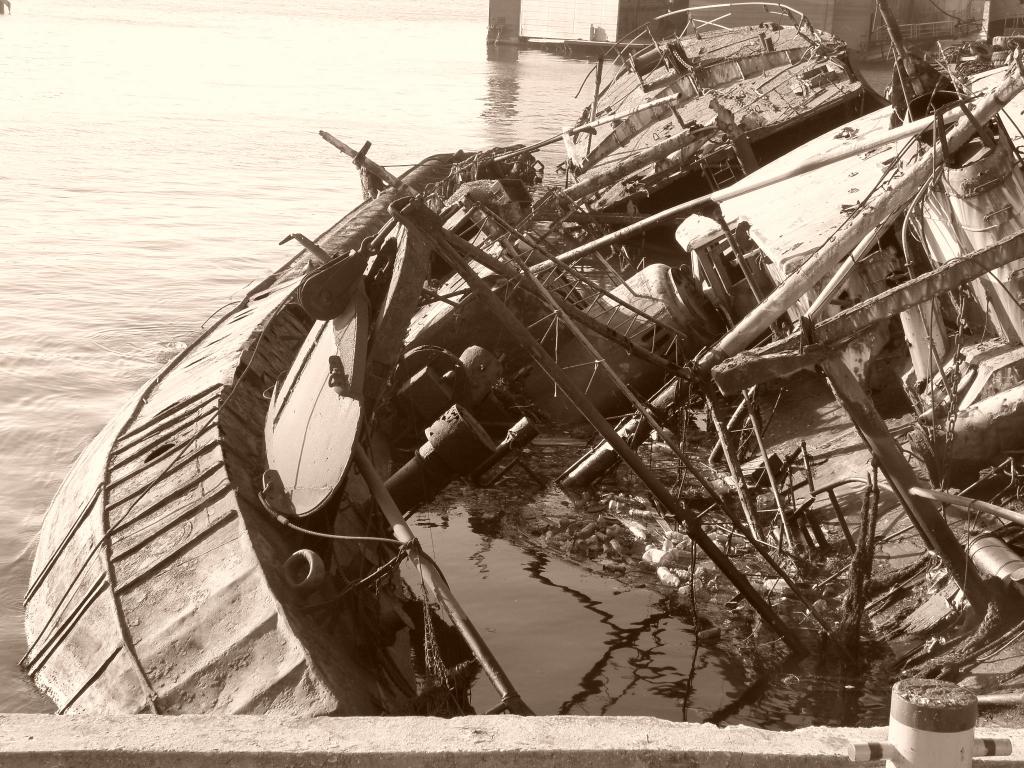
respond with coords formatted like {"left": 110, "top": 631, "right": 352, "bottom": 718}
{"left": 487, "top": 0, "right": 677, "bottom": 52}
{"left": 486, "top": 0, "right": 995, "bottom": 54}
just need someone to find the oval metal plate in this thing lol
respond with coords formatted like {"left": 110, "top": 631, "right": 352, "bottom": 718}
{"left": 265, "top": 287, "right": 368, "bottom": 517}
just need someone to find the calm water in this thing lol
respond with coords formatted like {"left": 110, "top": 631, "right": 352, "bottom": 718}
{"left": 0, "top": 0, "right": 889, "bottom": 724}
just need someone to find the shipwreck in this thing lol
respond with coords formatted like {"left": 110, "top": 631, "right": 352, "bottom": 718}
{"left": 24, "top": 1, "right": 1024, "bottom": 721}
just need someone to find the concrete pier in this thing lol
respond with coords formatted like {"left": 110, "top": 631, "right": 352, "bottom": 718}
{"left": 1, "top": 715, "right": 1024, "bottom": 767}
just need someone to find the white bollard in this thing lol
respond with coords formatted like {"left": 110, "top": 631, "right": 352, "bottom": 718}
{"left": 848, "top": 679, "right": 1012, "bottom": 766}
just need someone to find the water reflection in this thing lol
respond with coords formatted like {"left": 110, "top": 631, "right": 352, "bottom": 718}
{"left": 414, "top": 497, "right": 895, "bottom": 725}
{"left": 486, "top": 44, "right": 520, "bottom": 63}
{"left": 483, "top": 46, "right": 521, "bottom": 136}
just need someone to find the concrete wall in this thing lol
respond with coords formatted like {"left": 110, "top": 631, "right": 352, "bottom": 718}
{"left": 989, "top": 0, "right": 1024, "bottom": 35}
{"left": 2, "top": 714, "right": 1024, "bottom": 767}
{"left": 520, "top": 0, "right": 620, "bottom": 42}
{"left": 828, "top": 0, "right": 878, "bottom": 50}
{"left": 489, "top": 0, "right": 522, "bottom": 35}
{"left": 618, "top": 0, "right": 675, "bottom": 39}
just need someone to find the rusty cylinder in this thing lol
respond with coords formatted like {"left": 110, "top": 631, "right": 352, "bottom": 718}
{"left": 384, "top": 404, "right": 496, "bottom": 514}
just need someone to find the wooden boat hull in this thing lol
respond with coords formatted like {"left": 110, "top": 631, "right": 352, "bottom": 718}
{"left": 23, "top": 156, "right": 462, "bottom": 715}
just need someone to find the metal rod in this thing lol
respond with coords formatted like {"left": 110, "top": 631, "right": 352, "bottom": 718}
{"left": 827, "top": 488, "right": 856, "bottom": 547}
{"left": 804, "top": 226, "right": 883, "bottom": 319}
{"left": 587, "top": 56, "right": 604, "bottom": 157}
{"left": 909, "top": 487, "right": 1024, "bottom": 527}
{"left": 741, "top": 390, "right": 796, "bottom": 550}
{"left": 709, "top": 396, "right": 750, "bottom": 463}
{"left": 352, "top": 444, "right": 532, "bottom": 715}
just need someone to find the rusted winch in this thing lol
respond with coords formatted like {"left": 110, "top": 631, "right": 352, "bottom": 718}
{"left": 385, "top": 406, "right": 537, "bottom": 513}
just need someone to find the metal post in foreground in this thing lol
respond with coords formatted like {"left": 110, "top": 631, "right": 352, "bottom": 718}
{"left": 352, "top": 444, "right": 533, "bottom": 716}
{"left": 849, "top": 678, "right": 1011, "bottom": 766}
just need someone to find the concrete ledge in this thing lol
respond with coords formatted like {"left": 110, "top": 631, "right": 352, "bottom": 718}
{"left": 0, "top": 715, "right": 1022, "bottom": 767}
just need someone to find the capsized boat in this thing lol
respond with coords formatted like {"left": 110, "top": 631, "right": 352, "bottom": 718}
{"left": 22, "top": 148, "right": 537, "bottom": 715}
{"left": 562, "top": 2, "right": 883, "bottom": 211}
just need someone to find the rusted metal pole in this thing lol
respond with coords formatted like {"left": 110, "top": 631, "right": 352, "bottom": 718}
{"left": 875, "top": 0, "right": 926, "bottom": 99}
{"left": 909, "top": 487, "right": 1024, "bottom": 527}
{"left": 875, "top": 0, "right": 910, "bottom": 60}
{"left": 352, "top": 444, "right": 533, "bottom": 715}
{"left": 706, "top": 203, "right": 768, "bottom": 304}
{"left": 391, "top": 197, "right": 808, "bottom": 657}
{"left": 319, "top": 131, "right": 417, "bottom": 195}
{"left": 705, "top": 394, "right": 763, "bottom": 537}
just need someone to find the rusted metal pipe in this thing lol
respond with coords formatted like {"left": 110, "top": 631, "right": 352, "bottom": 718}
{"left": 558, "top": 379, "right": 683, "bottom": 488}
{"left": 352, "top": 444, "right": 533, "bottom": 715}
{"left": 908, "top": 486, "right": 1024, "bottom": 526}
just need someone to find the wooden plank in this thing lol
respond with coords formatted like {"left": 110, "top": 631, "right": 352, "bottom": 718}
{"left": 713, "top": 345, "right": 832, "bottom": 394}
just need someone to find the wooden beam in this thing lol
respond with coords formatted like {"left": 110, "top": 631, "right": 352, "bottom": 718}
{"left": 712, "top": 227, "right": 1024, "bottom": 394}
{"left": 713, "top": 345, "right": 832, "bottom": 395}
